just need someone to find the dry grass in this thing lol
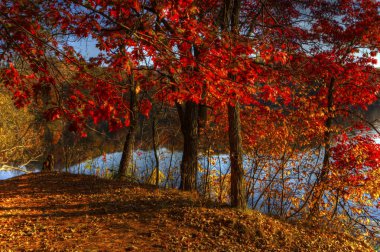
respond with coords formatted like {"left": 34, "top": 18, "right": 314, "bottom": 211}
{"left": 0, "top": 172, "right": 373, "bottom": 251}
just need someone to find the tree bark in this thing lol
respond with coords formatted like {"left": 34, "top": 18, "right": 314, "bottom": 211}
{"left": 177, "top": 101, "right": 199, "bottom": 191}
{"left": 176, "top": 44, "right": 202, "bottom": 191}
{"left": 118, "top": 74, "right": 139, "bottom": 180}
{"left": 152, "top": 115, "right": 160, "bottom": 186}
{"left": 42, "top": 154, "right": 55, "bottom": 172}
{"left": 221, "top": 0, "right": 247, "bottom": 209}
{"left": 228, "top": 103, "right": 246, "bottom": 209}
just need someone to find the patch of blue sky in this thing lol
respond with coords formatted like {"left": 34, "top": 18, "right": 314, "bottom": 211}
{"left": 68, "top": 37, "right": 154, "bottom": 67}
{"left": 68, "top": 37, "right": 100, "bottom": 59}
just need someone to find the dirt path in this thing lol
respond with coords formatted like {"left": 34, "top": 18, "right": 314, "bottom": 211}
{"left": 0, "top": 172, "right": 372, "bottom": 251}
{"left": 0, "top": 172, "right": 205, "bottom": 251}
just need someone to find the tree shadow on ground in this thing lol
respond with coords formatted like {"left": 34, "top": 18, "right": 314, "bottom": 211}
{"left": 0, "top": 172, "right": 211, "bottom": 227}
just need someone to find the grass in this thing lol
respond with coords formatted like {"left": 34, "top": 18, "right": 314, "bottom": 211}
{"left": 0, "top": 172, "right": 373, "bottom": 251}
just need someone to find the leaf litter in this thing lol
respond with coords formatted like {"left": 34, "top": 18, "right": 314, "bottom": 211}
{"left": 0, "top": 172, "right": 373, "bottom": 251}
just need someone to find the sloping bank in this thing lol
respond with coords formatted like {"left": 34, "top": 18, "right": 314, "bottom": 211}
{"left": 0, "top": 172, "right": 373, "bottom": 251}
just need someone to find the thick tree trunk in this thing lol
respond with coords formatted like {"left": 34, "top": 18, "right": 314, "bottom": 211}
{"left": 177, "top": 101, "right": 199, "bottom": 191}
{"left": 172, "top": 44, "right": 204, "bottom": 191}
{"left": 118, "top": 75, "right": 139, "bottom": 180}
{"left": 228, "top": 103, "right": 246, "bottom": 209}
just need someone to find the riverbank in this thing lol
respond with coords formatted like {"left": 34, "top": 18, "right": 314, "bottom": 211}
{"left": 0, "top": 172, "right": 373, "bottom": 251}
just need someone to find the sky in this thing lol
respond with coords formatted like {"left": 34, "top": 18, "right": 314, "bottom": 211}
{"left": 69, "top": 38, "right": 99, "bottom": 59}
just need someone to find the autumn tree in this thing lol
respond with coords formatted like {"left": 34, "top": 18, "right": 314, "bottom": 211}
{"left": 0, "top": 90, "right": 44, "bottom": 170}
{"left": 2, "top": 1, "right": 380, "bottom": 235}
{"left": 286, "top": 0, "right": 380, "bottom": 217}
{"left": 218, "top": 0, "right": 246, "bottom": 208}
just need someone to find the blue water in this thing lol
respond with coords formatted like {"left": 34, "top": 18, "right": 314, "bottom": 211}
{"left": 0, "top": 170, "right": 26, "bottom": 180}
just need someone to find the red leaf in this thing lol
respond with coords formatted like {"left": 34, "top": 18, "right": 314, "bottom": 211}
{"left": 140, "top": 99, "right": 152, "bottom": 118}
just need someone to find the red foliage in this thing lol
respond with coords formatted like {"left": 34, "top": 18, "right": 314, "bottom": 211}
{"left": 332, "top": 134, "right": 380, "bottom": 186}
{"left": 1, "top": 0, "right": 380, "bottom": 176}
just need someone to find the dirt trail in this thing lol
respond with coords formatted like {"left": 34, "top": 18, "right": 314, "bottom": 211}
{"left": 0, "top": 172, "right": 372, "bottom": 251}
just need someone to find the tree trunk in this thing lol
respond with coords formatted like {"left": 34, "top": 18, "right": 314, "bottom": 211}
{"left": 177, "top": 101, "right": 199, "bottom": 191}
{"left": 221, "top": 0, "right": 246, "bottom": 209}
{"left": 118, "top": 75, "right": 139, "bottom": 180}
{"left": 42, "top": 154, "right": 55, "bottom": 172}
{"left": 309, "top": 77, "right": 335, "bottom": 216}
{"left": 228, "top": 103, "right": 246, "bottom": 209}
{"left": 152, "top": 116, "right": 160, "bottom": 187}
